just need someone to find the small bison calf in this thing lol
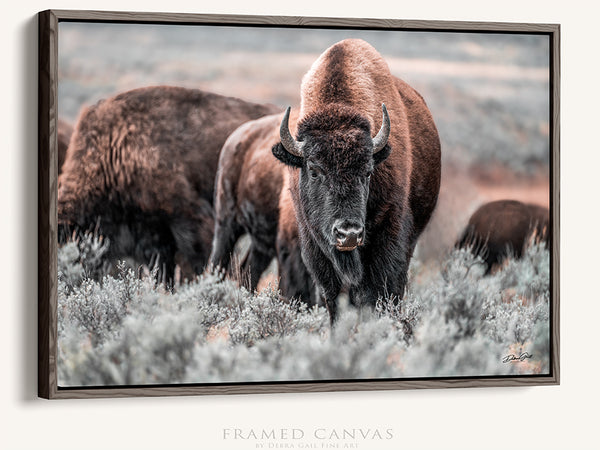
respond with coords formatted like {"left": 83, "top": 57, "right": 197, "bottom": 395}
{"left": 455, "top": 199, "right": 550, "bottom": 273}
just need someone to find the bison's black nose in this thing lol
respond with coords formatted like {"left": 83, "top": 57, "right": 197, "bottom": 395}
{"left": 333, "top": 222, "right": 365, "bottom": 251}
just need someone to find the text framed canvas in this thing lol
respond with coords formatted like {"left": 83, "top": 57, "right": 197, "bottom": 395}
{"left": 38, "top": 9, "right": 560, "bottom": 399}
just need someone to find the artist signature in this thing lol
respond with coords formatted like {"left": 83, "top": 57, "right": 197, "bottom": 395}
{"left": 502, "top": 352, "right": 533, "bottom": 363}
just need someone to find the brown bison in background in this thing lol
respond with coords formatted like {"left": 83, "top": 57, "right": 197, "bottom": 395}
{"left": 57, "top": 119, "right": 73, "bottom": 175}
{"left": 272, "top": 39, "right": 441, "bottom": 323}
{"left": 209, "top": 110, "right": 317, "bottom": 305}
{"left": 209, "top": 113, "right": 286, "bottom": 291}
{"left": 58, "top": 86, "right": 279, "bottom": 281}
{"left": 456, "top": 199, "right": 550, "bottom": 273}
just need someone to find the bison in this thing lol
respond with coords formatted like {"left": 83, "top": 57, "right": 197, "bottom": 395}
{"left": 455, "top": 199, "right": 550, "bottom": 273}
{"left": 276, "top": 177, "right": 318, "bottom": 306}
{"left": 210, "top": 71, "right": 428, "bottom": 305}
{"left": 209, "top": 112, "right": 286, "bottom": 291}
{"left": 272, "top": 39, "right": 441, "bottom": 323}
{"left": 57, "top": 119, "right": 73, "bottom": 175}
{"left": 209, "top": 110, "right": 316, "bottom": 304}
{"left": 58, "top": 85, "right": 279, "bottom": 281}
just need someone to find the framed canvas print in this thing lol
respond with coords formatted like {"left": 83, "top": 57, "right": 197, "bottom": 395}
{"left": 38, "top": 9, "right": 560, "bottom": 399}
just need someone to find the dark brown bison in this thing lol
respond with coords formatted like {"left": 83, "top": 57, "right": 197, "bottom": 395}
{"left": 58, "top": 86, "right": 279, "bottom": 281}
{"left": 210, "top": 71, "right": 428, "bottom": 305}
{"left": 455, "top": 200, "right": 550, "bottom": 273}
{"left": 272, "top": 39, "right": 441, "bottom": 323}
{"left": 276, "top": 173, "right": 318, "bottom": 305}
{"left": 209, "top": 112, "right": 286, "bottom": 291}
{"left": 209, "top": 109, "right": 316, "bottom": 304}
{"left": 57, "top": 119, "right": 73, "bottom": 175}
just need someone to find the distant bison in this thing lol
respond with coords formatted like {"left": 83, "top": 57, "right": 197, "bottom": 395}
{"left": 57, "top": 119, "right": 73, "bottom": 175}
{"left": 58, "top": 86, "right": 279, "bottom": 281}
{"left": 456, "top": 200, "right": 550, "bottom": 273}
{"left": 272, "top": 39, "right": 441, "bottom": 323}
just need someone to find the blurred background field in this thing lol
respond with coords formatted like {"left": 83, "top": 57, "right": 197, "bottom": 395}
{"left": 56, "top": 23, "right": 551, "bottom": 384}
{"left": 59, "top": 22, "right": 550, "bottom": 263}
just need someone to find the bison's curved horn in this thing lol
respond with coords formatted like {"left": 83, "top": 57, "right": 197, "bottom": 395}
{"left": 279, "top": 106, "right": 304, "bottom": 157}
{"left": 372, "top": 103, "right": 391, "bottom": 154}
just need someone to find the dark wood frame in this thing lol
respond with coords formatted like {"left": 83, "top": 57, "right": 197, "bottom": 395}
{"left": 38, "top": 9, "right": 560, "bottom": 399}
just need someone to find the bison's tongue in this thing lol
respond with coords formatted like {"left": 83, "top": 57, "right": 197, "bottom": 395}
{"left": 336, "top": 235, "right": 358, "bottom": 251}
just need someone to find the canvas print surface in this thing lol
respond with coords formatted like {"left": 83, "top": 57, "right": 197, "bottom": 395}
{"left": 56, "top": 22, "right": 551, "bottom": 387}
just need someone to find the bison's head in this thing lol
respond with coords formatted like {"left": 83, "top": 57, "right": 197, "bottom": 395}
{"left": 272, "top": 103, "right": 391, "bottom": 253}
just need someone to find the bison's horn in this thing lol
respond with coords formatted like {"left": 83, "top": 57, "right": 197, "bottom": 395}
{"left": 372, "top": 103, "right": 391, "bottom": 154}
{"left": 280, "top": 106, "right": 304, "bottom": 157}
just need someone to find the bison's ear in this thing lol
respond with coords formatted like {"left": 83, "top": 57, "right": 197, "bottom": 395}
{"left": 373, "top": 143, "right": 392, "bottom": 166}
{"left": 272, "top": 142, "right": 304, "bottom": 168}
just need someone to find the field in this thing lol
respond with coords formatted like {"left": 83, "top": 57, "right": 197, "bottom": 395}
{"left": 56, "top": 23, "right": 551, "bottom": 385}
{"left": 58, "top": 234, "right": 549, "bottom": 385}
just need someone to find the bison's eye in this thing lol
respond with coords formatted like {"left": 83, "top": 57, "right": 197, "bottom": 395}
{"left": 308, "top": 166, "right": 323, "bottom": 180}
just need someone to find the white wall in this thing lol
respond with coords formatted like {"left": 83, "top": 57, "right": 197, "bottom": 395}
{"left": 2, "top": 1, "right": 597, "bottom": 449}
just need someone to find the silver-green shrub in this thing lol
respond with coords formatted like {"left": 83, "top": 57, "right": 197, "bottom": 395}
{"left": 57, "top": 238, "right": 550, "bottom": 386}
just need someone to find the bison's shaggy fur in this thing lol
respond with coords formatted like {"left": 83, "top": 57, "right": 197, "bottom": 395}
{"left": 209, "top": 112, "right": 285, "bottom": 291}
{"left": 57, "top": 119, "right": 73, "bottom": 175}
{"left": 276, "top": 176, "right": 318, "bottom": 306}
{"left": 209, "top": 110, "right": 318, "bottom": 304}
{"left": 273, "top": 39, "right": 441, "bottom": 323}
{"left": 58, "top": 86, "right": 279, "bottom": 281}
{"left": 210, "top": 72, "right": 439, "bottom": 308}
{"left": 456, "top": 200, "right": 550, "bottom": 274}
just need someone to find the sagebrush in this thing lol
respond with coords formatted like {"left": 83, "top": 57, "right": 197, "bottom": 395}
{"left": 57, "top": 234, "right": 550, "bottom": 386}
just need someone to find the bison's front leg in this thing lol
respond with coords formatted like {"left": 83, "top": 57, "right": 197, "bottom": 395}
{"left": 300, "top": 238, "right": 342, "bottom": 324}
{"left": 316, "top": 284, "right": 340, "bottom": 325}
{"left": 276, "top": 235, "right": 318, "bottom": 307}
{"left": 354, "top": 236, "right": 410, "bottom": 310}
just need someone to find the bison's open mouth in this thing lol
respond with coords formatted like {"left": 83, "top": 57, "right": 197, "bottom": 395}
{"left": 336, "top": 244, "right": 359, "bottom": 252}
{"left": 334, "top": 235, "right": 364, "bottom": 252}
